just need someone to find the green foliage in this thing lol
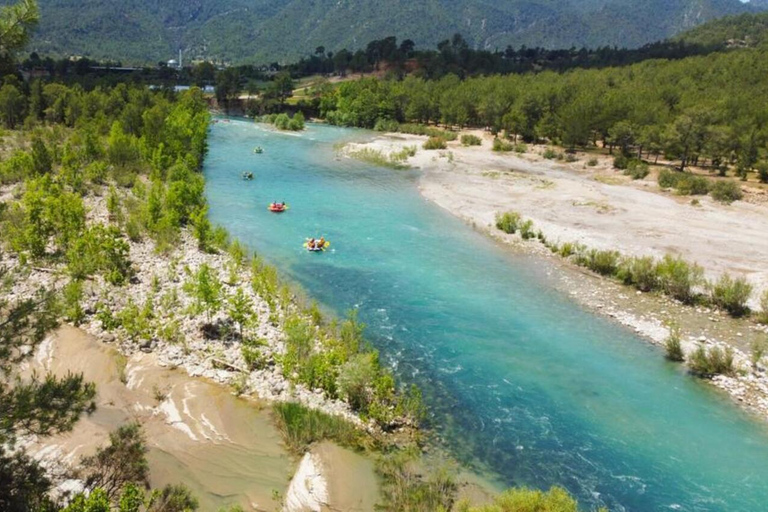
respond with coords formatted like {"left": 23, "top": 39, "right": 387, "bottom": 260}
{"left": 621, "top": 159, "right": 650, "bottom": 179}
{"left": 495, "top": 211, "right": 520, "bottom": 234}
{"left": 587, "top": 157, "right": 599, "bottom": 167}
{"left": 708, "top": 273, "right": 753, "bottom": 317}
{"left": 261, "top": 111, "right": 305, "bottom": 131}
{"left": 347, "top": 147, "right": 411, "bottom": 170}
{"left": 688, "top": 345, "right": 735, "bottom": 378}
{"left": 710, "top": 180, "right": 743, "bottom": 203}
{"left": 377, "top": 450, "right": 457, "bottom": 512}
{"left": 460, "top": 134, "right": 482, "bottom": 146}
{"left": 374, "top": 118, "right": 400, "bottom": 132}
{"left": 492, "top": 138, "right": 515, "bottom": 152}
{"left": 272, "top": 402, "right": 366, "bottom": 454}
{"left": 62, "top": 279, "right": 85, "bottom": 325}
{"left": 575, "top": 248, "right": 621, "bottom": 276}
{"left": 664, "top": 325, "right": 685, "bottom": 362}
{"left": 63, "top": 489, "right": 110, "bottom": 512}
{"left": 655, "top": 254, "right": 704, "bottom": 304}
{"left": 518, "top": 219, "right": 536, "bottom": 240}
{"left": 757, "top": 290, "right": 768, "bottom": 325}
{"left": 184, "top": 264, "right": 222, "bottom": 322}
{"left": 67, "top": 225, "right": 132, "bottom": 285}
{"left": 750, "top": 339, "right": 765, "bottom": 370}
{"left": 423, "top": 136, "right": 447, "bottom": 150}
{"left": 398, "top": 124, "right": 457, "bottom": 141}
{"left": 82, "top": 423, "right": 150, "bottom": 502}
{"left": 227, "top": 288, "right": 254, "bottom": 339}
{"left": 458, "top": 486, "right": 585, "bottom": 512}
{"left": 147, "top": 484, "right": 199, "bottom": 512}
{"left": 616, "top": 255, "right": 659, "bottom": 292}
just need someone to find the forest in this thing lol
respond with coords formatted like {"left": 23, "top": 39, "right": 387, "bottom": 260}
{"left": 305, "top": 43, "right": 768, "bottom": 178}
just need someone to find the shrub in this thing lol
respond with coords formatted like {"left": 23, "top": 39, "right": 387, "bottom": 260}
{"left": 616, "top": 256, "right": 658, "bottom": 292}
{"left": 495, "top": 211, "right": 521, "bottom": 234}
{"left": 758, "top": 162, "right": 768, "bottom": 184}
{"left": 587, "top": 157, "right": 599, "bottom": 167}
{"left": 272, "top": 402, "right": 366, "bottom": 454}
{"left": 710, "top": 180, "right": 743, "bottom": 204}
{"left": 374, "top": 118, "right": 399, "bottom": 132}
{"left": 657, "top": 169, "right": 681, "bottom": 189}
{"left": 514, "top": 143, "right": 528, "bottom": 154}
{"left": 377, "top": 451, "right": 457, "bottom": 512}
{"left": 688, "top": 345, "right": 735, "bottom": 378}
{"left": 675, "top": 174, "right": 710, "bottom": 196}
{"left": 655, "top": 254, "right": 703, "bottom": 303}
{"left": 664, "top": 325, "right": 684, "bottom": 362}
{"left": 519, "top": 219, "right": 536, "bottom": 240}
{"left": 460, "top": 134, "right": 482, "bottom": 146}
{"left": 577, "top": 249, "right": 621, "bottom": 276}
{"left": 750, "top": 339, "right": 765, "bottom": 370}
{"left": 492, "top": 138, "right": 514, "bottom": 152}
{"left": 613, "top": 154, "right": 630, "bottom": 170}
{"left": 423, "top": 137, "right": 447, "bottom": 150}
{"left": 542, "top": 148, "right": 560, "bottom": 160}
{"left": 460, "top": 486, "right": 580, "bottom": 512}
{"left": 757, "top": 290, "right": 768, "bottom": 325}
{"left": 709, "top": 273, "right": 753, "bottom": 317}
{"left": 623, "top": 160, "right": 650, "bottom": 180}
{"left": 558, "top": 242, "right": 578, "bottom": 258}
{"left": 565, "top": 153, "right": 578, "bottom": 163}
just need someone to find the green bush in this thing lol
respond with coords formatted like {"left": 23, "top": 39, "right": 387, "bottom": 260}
{"left": 423, "top": 137, "right": 447, "bottom": 150}
{"left": 757, "top": 290, "right": 768, "bottom": 325}
{"left": 576, "top": 249, "right": 621, "bottom": 276}
{"left": 542, "top": 148, "right": 560, "bottom": 160}
{"left": 492, "top": 138, "right": 515, "bottom": 152}
{"left": 709, "top": 273, "right": 753, "bottom": 317}
{"left": 616, "top": 255, "right": 659, "bottom": 292}
{"left": 587, "top": 157, "right": 599, "bottom": 167}
{"left": 519, "top": 219, "right": 536, "bottom": 240}
{"left": 688, "top": 345, "right": 735, "bottom": 378}
{"left": 710, "top": 180, "right": 743, "bottom": 204}
{"left": 398, "top": 124, "right": 457, "bottom": 141}
{"left": 613, "top": 154, "right": 630, "bottom": 170}
{"left": 460, "top": 134, "right": 482, "bottom": 146}
{"left": 623, "top": 160, "right": 650, "bottom": 180}
{"left": 272, "top": 402, "right": 366, "bottom": 454}
{"left": 495, "top": 211, "right": 521, "bottom": 234}
{"left": 657, "top": 169, "right": 681, "bottom": 189}
{"left": 459, "top": 486, "right": 581, "bottom": 512}
{"left": 655, "top": 254, "right": 703, "bottom": 303}
{"left": 664, "top": 326, "right": 684, "bottom": 362}
{"left": 514, "top": 143, "right": 528, "bottom": 154}
{"left": 675, "top": 174, "right": 710, "bottom": 196}
{"left": 374, "top": 118, "right": 400, "bottom": 132}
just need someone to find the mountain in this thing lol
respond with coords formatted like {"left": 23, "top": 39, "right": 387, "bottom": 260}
{"left": 4, "top": 0, "right": 767, "bottom": 64}
{"left": 675, "top": 10, "right": 768, "bottom": 47}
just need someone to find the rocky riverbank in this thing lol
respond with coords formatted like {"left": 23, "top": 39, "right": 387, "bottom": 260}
{"left": 341, "top": 133, "right": 768, "bottom": 423}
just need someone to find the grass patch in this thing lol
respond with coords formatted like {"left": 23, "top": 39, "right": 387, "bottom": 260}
{"left": 423, "top": 137, "right": 447, "bottom": 150}
{"left": 495, "top": 211, "right": 521, "bottom": 234}
{"left": 460, "top": 134, "right": 482, "bottom": 146}
{"left": 272, "top": 402, "right": 368, "bottom": 454}
{"left": 492, "top": 138, "right": 515, "bottom": 152}
{"left": 347, "top": 147, "right": 411, "bottom": 170}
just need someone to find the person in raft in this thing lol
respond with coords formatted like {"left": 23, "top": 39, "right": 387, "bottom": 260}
{"left": 318, "top": 236, "right": 325, "bottom": 248}
{"left": 308, "top": 238, "right": 316, "bottom": 249}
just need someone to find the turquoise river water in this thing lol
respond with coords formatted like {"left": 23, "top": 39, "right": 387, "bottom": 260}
{"left": 204, "top": 118, "right": 768, "bottom": 511}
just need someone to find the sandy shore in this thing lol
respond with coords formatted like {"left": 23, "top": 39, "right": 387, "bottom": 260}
{"left": 342, "top": 132, "right": 768, "bottom": 421}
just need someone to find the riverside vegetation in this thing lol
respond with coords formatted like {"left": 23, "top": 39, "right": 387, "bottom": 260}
{"left": 0, "top": 2, "right": 594, "bottom": 509}
{"left": 495, "top": 210, "right": 768, "bottom": 381}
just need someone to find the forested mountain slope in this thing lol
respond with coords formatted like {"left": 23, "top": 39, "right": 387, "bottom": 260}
{"left": 3, "top": 0, "right": 764, "bottom": 64}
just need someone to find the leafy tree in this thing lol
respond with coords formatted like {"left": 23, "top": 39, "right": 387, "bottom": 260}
{"left": 0, "top": 83, "right": 26, "bottom": 128}
{"left": 227, "top": 288, "right": 253, "bottom": 340}
{"left": 30, "top": 136, "right": 52, "bottom": 175}
{"left": 0, "top": 0, "right": 39, "bottom": 59}
{"left": 185, "top": 264, "right": 222, "bottom": 322}
{"left": 81, "top": 423, "right": 150, "bottom": 502}
{"left": 0, "top": 268, "right": 96, "bottom": 511}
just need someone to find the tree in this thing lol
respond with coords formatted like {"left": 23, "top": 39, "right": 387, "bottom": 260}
{"left": 266, "top": 71, "right": 293, "bottom": 104}
{"left": 30, "top": 136, "right": 51, "bottom": 175}
{"left": 0, "top": 267, "right": 96, "bottom": 511}
{"left": 81, "top": 423, "right": 150, "bottom": 502}
{"left": 215, "top": 68, "right": 240, "bottom": 112}
{"left": 227, "top": 288, "right": 253, "bottom": 340}
{"left": 185, "top": 264, "right": 222, "bottom": 322}
{"left": 0, "top": 0, "right": 39, "bottom": 59}
{"left": 0, "top": 83, "right": 26, "bottom": 128}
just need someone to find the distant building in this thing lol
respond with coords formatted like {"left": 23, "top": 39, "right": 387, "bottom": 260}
{"left": 167, "top": 59, "right": 178, "bottom": 68}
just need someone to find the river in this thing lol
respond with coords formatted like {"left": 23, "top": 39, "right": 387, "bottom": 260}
{"left": 204, "top": 118, "right": 768, "bottom": 511}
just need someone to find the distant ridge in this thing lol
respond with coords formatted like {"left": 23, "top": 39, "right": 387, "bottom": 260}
{"left": 3, "top": 0, "right": 766, "bottom": 64}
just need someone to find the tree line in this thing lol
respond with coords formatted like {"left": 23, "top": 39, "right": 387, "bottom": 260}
{"left": 311, "top": 44, "right": 768, "bottom": 178}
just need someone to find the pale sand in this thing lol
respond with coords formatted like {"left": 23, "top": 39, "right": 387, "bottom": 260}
{"left": 24, "top": 326, "right": 294, "bottom": 510}
{"left": 345, "top": 132, "right": 768, "bottom": 305}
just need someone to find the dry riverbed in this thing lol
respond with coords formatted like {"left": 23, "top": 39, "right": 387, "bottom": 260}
{"left": 342, "top": 132, "right": 768, "bottom": 422}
